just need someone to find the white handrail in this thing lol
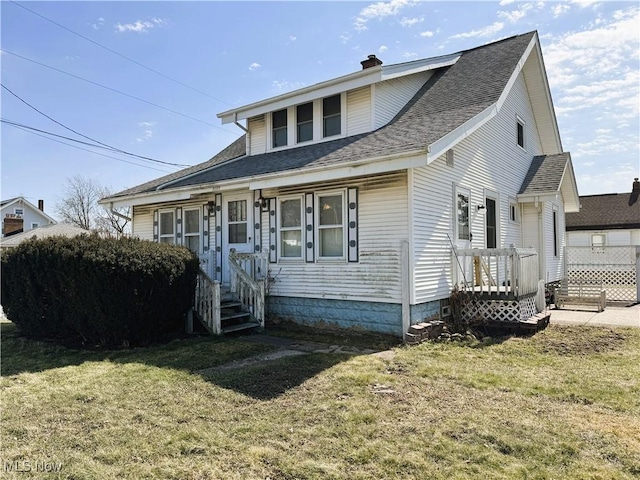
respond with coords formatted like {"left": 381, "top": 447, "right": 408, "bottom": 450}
{"left": 194, "top": 269, "right": 221, "bottom": 334}
{"left": 228, "top": 250, "right": 268, "bottom": 328}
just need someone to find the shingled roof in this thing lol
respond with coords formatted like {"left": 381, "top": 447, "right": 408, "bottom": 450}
{"left": 519, "top": 152, "right": 571, "bottom": 195}
{"left": 566, "top": 180, "right": 640, "bottom": 231}
{"left": 108, "top": 32, "right": 536, "bottom": 199}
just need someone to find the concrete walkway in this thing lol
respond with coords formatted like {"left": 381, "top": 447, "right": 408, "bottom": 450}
{"left": 549, "top": 303, "right": 640, "bottom": 328}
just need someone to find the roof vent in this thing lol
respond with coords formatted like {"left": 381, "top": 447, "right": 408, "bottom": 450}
{"left": 361, "top": 54, "right": 383, "bottom": 70}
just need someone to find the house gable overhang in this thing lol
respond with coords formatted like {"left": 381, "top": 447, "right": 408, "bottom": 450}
{"left": 0, "top": 196, "right": 57, "bottom": 224}
{"left": 218, "top": 53, "right": 460, "bottom": 125}
{"left": 517, "top": 154, "right": 580, "bottom": 212}
{"left": 426, "top": 33, "right": 562, "bottom": 163}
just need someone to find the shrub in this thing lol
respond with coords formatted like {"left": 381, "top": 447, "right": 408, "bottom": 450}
{"left": 1, "top": 235, "right": 199, "bottom": 346}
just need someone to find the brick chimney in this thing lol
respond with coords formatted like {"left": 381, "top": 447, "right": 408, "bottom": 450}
{"left": 3, "top": 215, "right": 24, "bottom": 237}
{"left": 361, "top": 54, "right": 383, "bottom": 70}
{"left": 38, "top": 199, "right": 44, "bottom": 211}
{"left": 633, "top": 178, "right": 639, "bottom": 192}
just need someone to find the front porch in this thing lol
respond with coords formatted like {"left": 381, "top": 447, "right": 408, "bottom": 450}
{"left": 192, "top": 250, "right": 268, "bottom": 335}
{"left": 452, "top": 247, "right": 548, "bottom": 330}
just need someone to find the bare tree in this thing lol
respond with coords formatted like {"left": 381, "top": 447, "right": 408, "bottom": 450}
{"left": 56, "top": 176, "right": 130, "bottom": 236}
{"left": 56, "top": 175, "right": 101, "bottom": 230}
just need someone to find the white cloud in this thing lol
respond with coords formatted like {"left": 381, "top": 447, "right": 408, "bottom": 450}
{"left": 450, "top": 22, "right": 504, "bottom": 39}
{"left": 420, "top": 30, "right": 435, "bottom": 38}
{"left": 499, "top": 0, "right": 516, "bottom": 5}
{"left": 289, "top": 35, "right": 297, "bottom": 42}
{"left": 115, "top": 17, "right": 166, "bottom": 33}
{"left": 498, "top": 5, "right": 530, "bottom": 23}
{"left": 272, "top": 80, "right": 305, "bottom": 91}
{"left": 402, "top": 52, "right": 418, "bottom": 59}
{"left": 248, "top": 62, "right": 261, "bottom": 71}
{"left": 354, "top": 0, "right": 413, "bottom": 31}
{"left": 339, "top": 32, "right": 352, "bottom": 44}
{"left": 569, "top": 0, "right": 600, "bottom": 8}
{"left": 90, "top": 17, "right": 105, "bottom": 30}
{"left": 551, "top": 4, "right": 571, "bottom": 17}
{"left": 378, "top": 45, "right": 388, "bottom": 53}
{"left": 138, "top": 121, "right": 156, "bottom": 127}
{"left": 399, "top": 16, "right": 423, "bottom": 27}
{"left": 136, "top": 129, "right": 153, "bottom": 143}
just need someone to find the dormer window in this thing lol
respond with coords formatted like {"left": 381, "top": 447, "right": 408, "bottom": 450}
{"left": 297, "top": 102, "right": 313, "bottom": 143}
{"left": 272, "top": 109, "right": 288, "bottom": 148}
{"left": 323, "top": 95, "right": 341, "bottom": 138}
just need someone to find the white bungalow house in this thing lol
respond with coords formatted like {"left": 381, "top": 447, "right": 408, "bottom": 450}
{"left": 1, "top": 197, "right": 56, "bottom": 238}
{"left": 101, "top": 31, "right": 579, "bottom": 336}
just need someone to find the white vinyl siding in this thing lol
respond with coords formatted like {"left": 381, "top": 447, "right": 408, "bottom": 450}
{"left": 249, "top": 115, "right": 267, "bottom": 155}
{"left": 262, "top": 172, "right": 408, "bottom": 303}
{"left": 374, "top": 71, "right": 431, "bottom": 129}
{"left": 543, "top": 199, "right": 565, "bottom": 282}
{"left": 411, "top": 71, "right": 545, "bottom": 303}
{"left": 346, "top": 86, "right": 371, "bottom": 136}
{"left": 568, "top": 229, "right": 640, "bottom": 247}
{"left": 132, "top": 206, "right": 154, "bottom": 239}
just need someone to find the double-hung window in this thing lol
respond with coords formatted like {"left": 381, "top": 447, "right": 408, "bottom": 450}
{"left": 159, "top": 210, "right": 175, "bottom": 244}
{"left": 279, "top": 197, "right": 303, "bottom": 258}
{"left": 183, "top": 208, "right": 201, "bottom": 253}
{"left": 456, "top": 189, "right": 470, "bottom": 242}
{"left": 517, "top": 116, "right": 525, "bottom": 149}
{"left": 296, "top": 103, "right": 313, "bottom": 143}
{"left": 323, "top": 95, "right": 341, "bottom": 138}
{"left": 272, "top": 109, "right": 288, "bottom": 148}
{"left": 317, "top": 192, "right": 345, "bottom": 258}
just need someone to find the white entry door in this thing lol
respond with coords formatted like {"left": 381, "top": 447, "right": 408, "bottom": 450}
{"left": 222, "top": 193, "right": 253, "bottom": 285}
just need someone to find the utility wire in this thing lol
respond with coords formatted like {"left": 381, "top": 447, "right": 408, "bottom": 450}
{"left": 1, "top": 48, "right": 240, "bottom": 134}
{"left": 1, "top": 118, "right": 190, "bottom": 167}
{"left": 1, "top": 83, "right": 189, "bottom": 167}
{"left": 7, "top": 122, "right": 176, "bottom": 173}
{"left": 10, "top": 1, "right": 233, "bottom": 107}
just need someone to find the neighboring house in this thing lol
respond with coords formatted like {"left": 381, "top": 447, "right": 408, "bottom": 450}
{"left": 101, "top": 31, "right": 579, "bottom": 336}
{"left": 0, "top": 223, "right": 90, "bottom": 251}
{"left": 1, "top": 197, "right": 56, "bottom": 238}
{"left": 566, "top": 178, "right": 640, "bottom": 246}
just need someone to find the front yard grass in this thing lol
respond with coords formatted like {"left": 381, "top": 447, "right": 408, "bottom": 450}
{"left": 1, "top": 321, "right": 639, "bottom": 479}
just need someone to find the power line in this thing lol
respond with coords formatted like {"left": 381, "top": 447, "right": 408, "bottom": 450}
{"left": 10, "top": 0, "right": 233, "bottom": 107}
{"left": 6, "top": 122, "right": 176, "bottom": 173}
{"left": 1, "top": 48, "right": 240, "bottom": 135}
{"left": 1, "top": 83, "right": 190, "bottom": 167}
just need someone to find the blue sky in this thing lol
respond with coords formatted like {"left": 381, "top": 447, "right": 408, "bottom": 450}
{"left": 2, "top": 1, "right": 638, "bottom": 219}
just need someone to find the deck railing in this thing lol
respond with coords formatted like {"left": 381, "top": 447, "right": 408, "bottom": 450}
{"left": 453, "top": 247, "right": 539, "bottom": 299}
{"left": 228, "top": 250, "right": 268, "bottom": 328}
{"left": 194, "top": 269, "right": 221, "bottom": 334}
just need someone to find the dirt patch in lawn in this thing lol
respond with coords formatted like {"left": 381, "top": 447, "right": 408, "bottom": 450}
{"left": 535, "top": 326, "right": 628, "bottom": 356}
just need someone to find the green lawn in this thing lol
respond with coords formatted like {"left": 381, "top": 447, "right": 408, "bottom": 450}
{"left": 1, "top": 321, "right": 639, "bottom": 479}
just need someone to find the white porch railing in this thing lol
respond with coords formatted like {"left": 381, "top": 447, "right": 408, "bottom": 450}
{"left": 228, "top": 249, "right": 268, "bottom": 328}
{"left": 194, "top": 269, "right": 221, "bottom": 334}
{"left": 453, "top": 247, "right": 539, "bottom": 299}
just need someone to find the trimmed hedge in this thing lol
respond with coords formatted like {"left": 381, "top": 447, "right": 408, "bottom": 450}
{"left": 1, "top": 235, "right": 200, "bottom": 346}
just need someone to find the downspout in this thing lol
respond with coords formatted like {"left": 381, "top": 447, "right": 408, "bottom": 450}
{"left": 535, "top": 197, "right": 545, "bottom": 285}
{"left": 234, "top": 113, "right": 250, "bottom": 156}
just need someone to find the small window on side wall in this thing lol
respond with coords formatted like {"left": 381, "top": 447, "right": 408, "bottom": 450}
{"left": 517, "top": 117, "right": 525, "bottom": 149}
{"left": 509, "top": 199, "right": 519, "bottom": 223}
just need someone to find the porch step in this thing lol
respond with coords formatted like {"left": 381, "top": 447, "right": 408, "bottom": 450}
{"left": 221, "top": 321, "right": 261, "bottom": 334}
{"left": 221, "top": 301, "right": 243, "bottom": 309}
{"left": 221, "top": 312, "right": 251, "bottom": 322}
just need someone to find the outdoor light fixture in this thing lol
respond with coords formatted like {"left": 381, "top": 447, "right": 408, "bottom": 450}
{"left": 477, "top": 204, "right": 486, "bottom": 211}
{"left": 258, "top": 190, "right": 269, "bottom": 211}
{"left": 207, "top": 200, "right": 216, "bottom": 215}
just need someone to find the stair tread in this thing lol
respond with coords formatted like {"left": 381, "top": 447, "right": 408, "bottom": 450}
{"left": 220, "top": 302, "right": 243, "bottom": 308}
{"left": 221, "top": 312, "right": 251, "bottom": 321}
{"left": 221, "top": 321, "right": 260, "bottom": 333}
